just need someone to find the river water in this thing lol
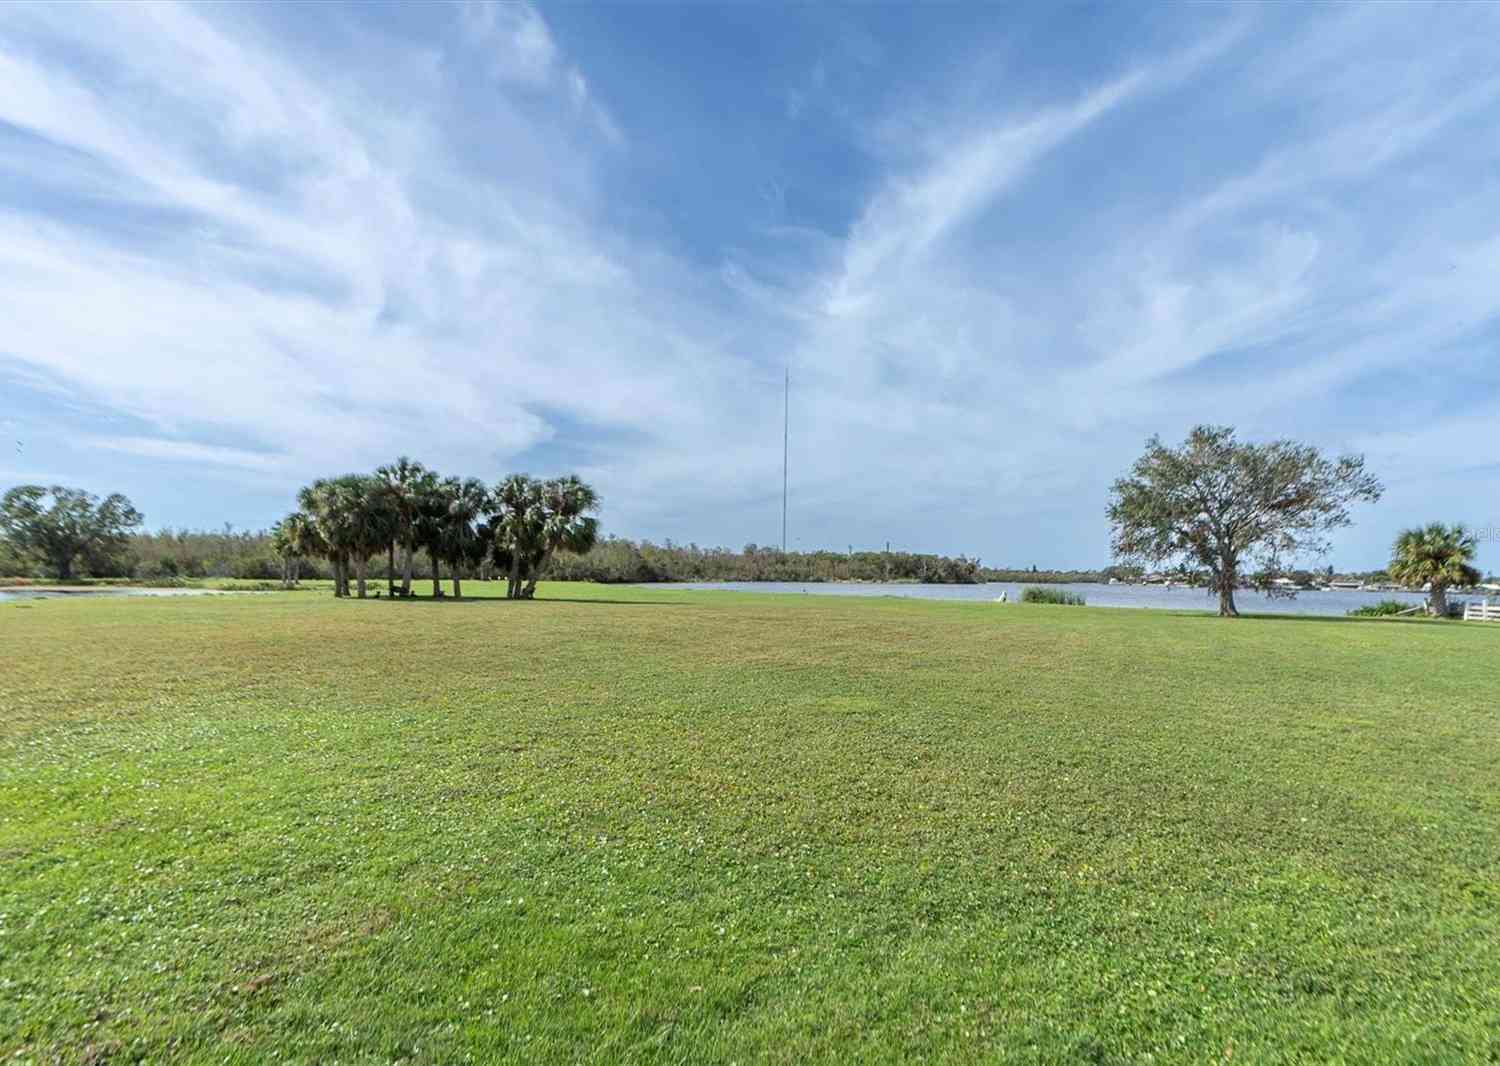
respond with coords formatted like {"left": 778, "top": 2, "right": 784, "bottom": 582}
{"left": 0, "top": 583, "right": 1479, "bottom": 618}
{"left": 647, "top": 581, "right": 1458, "bottom": 617}
{"left": 0, "top": 588, "right": 234, "bottom": 602}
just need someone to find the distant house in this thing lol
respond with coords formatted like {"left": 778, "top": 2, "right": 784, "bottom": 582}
{"left": 1329, "top": 581, "right": 1363, "bottom": 590}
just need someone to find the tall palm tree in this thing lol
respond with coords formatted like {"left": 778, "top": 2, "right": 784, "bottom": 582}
{"left": 1389, "top": 523, "right": 1481, "bottom": 617}
{"left": 413, "top": 477, "right": 457, "bottom": 597}
{"left": 270, "top": 518, "right": 295, "bottom": 589}
{"left": 520, "top": 475, "right": 600, "bottom": 599}
{"left": 297, "top": 479, "right": 351, "bottom": 597}
{"left": 270, "top": 511, "right": 319, "bottom": 588}
{"left": 298, "top": 476, "right": 390, "bottom": 598}
{"left": 440, "top": 477, "right": 492, "bottom": 599}
{"left": 338, "top": 475, "right": 395, "bottom": 599}
{"left": 376, "top": 457, "right": 435, "bottom": 597}
{"left": 285, "top": 511, "right": 326, "bottom": 584}
{"left": 492, "top": 474, "right": 545, "bottom": 599}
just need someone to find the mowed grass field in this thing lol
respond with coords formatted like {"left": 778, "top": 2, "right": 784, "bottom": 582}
{"left": 2, "top": 584, "right": 1497, "bottom": 1063}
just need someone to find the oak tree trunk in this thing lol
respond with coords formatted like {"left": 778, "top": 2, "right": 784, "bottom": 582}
{"left": 1216, "top": 552, "right": 1238, "bottom": 617}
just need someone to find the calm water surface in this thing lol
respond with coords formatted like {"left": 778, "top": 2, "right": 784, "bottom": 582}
{"left": 0, "top": 584, "right": 1471, "bottom": 617}
{"left": 0, "top": 588, "right": 233, "bottom": 602}
{"left": 651, "top": 581, "right": 1447, "bottom": 617}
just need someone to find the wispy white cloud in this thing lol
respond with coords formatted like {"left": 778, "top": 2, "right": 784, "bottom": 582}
{"left": 460, "top": 0, "right": 557, "bottom": 86}
{"left": 459, "top": 0, "right": 622, "bottom": 144}
{"left": 87, "top": 437, "right": 287, "bottom": 472}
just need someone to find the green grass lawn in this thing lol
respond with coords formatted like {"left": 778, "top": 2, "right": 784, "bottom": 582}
{"left": 2, "top": 584, "right": 1497, "bottom": 1063}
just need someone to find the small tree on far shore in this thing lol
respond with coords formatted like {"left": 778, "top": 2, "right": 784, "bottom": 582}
{"left": 270, "top": 518, "right": 296, "bottom": 589}
{"left": 271, "top": 511, "right": 321, "bottom": 589}
{"left": 0, "top": 485, "right": 143, "bottom": 580}
{"left": 1107, "top": 426, "right": 1382, "bottom": 617}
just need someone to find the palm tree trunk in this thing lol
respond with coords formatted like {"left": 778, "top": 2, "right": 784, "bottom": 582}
{"left": 292, "top": 557, "right": 301, "bottom": 586}
{"left": 521, "top": 551, "right": 548, "bottom": 599}
{"left": 1429, "top": 584, "right": 1448, "bottom": 618}
{"left": 332, "top": 556, "right": 344, "bottom": 597}
{"left": 282, "top": 556, "right": 291, "bottom": 590}
{"left": 432, "top": 552, "right": 441, "bottom": 598}
{"left": 452, "top": 563, "right": 462, "bottom": 600}
{"left": 402, "top": 537, "right": 414, "bottom": 595}
{"left": 355, "top": 556, "right": 368, "bottom": 599}
{"left": 388, "top": 542, "right": 396, "bottom": 596}
{"left": 507, "top": 553, "right": 521, "bottom": 599}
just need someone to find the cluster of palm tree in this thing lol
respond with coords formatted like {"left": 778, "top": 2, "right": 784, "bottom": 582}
{"left": 270, "top": 458, "right": 599, "bottom": 600}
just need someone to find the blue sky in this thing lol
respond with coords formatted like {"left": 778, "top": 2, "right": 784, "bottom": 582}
{"left": 2, "top": 2, "right": 1498, "bottom": 571}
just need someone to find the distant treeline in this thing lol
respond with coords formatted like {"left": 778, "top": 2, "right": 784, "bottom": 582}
{"left": 544, "top": 540, "right": 986, "bottom": 583}
{"left": 541, "top": 540, "right": 1151, "bottom": 585}
{"left": 8, "top": 531, "right": 993, "bottom": 584}
{"left": 0, "top": 524, "right": 1421, "bottom": 588}
{"left": 3, "top": 524, "right": 411, "bottom": 582}
{"left": 10, "top": 525, "right": 493, "bottom": 583}
{"left": 542, "top": 545, "right": 1428, "bottom": 587}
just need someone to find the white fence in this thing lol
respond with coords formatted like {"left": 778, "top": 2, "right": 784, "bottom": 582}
{"left": 1462, "top": 601, "right": 1500, "bottom": 622}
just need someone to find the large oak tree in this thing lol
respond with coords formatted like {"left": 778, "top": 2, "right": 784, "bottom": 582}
{"left": 1107, "top": 426, "right": 1382, "bottom": 617}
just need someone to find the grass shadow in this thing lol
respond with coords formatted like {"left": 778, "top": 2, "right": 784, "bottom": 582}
{"left": 357, "top": 595, "right": 680, "bottom": 607}
{"left": 1173, "top": 610, "right": 1442, "bottom": 625}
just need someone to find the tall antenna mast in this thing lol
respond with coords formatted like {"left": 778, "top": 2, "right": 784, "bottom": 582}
{"left": 782, "top": 365, "right": 789, "bottom": 554}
